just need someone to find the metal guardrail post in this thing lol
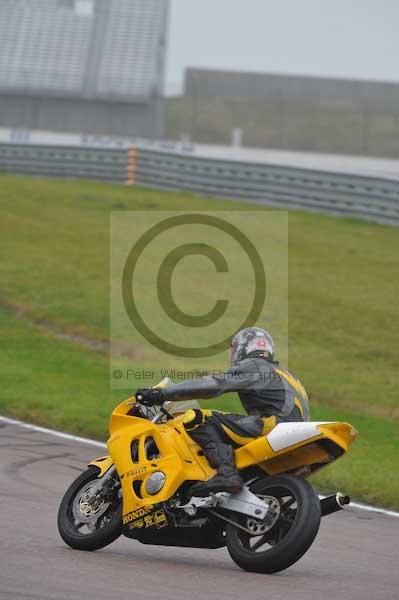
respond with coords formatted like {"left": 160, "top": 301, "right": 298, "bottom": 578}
{"left": 126, "top": 146, "right": 137, "bottom": 185}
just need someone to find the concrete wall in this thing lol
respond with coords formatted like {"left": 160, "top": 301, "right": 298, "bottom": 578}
{"left": 166, "top": 70, "right": 399, "bottom": 158}
{"left": 0, "top": 94, "right": 165, "bottom": 138}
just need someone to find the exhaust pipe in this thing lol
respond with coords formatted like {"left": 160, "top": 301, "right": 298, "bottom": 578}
{"left": 320, "top": 493, "right": 350, "bottom": 517}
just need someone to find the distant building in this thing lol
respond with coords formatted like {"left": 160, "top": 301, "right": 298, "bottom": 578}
{"left": 0, "top": 0, "right": 169, "bottom": 138}
{"left": 166, "top": 68, "right": 399, "bottom": 158}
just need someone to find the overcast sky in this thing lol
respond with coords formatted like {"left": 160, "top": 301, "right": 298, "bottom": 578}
{"left": 166, "top": 0, "right": 399, "bottom": 94}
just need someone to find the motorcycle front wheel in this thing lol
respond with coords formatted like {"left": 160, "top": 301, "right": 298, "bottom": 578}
{"left": 226, "top": 474, "right": 321, "bottom": 573}
{"left": 57, "top": 467, "right": 122, "bottom": 551}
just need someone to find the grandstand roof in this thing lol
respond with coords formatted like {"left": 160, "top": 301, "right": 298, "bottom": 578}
{"left": 0, "top": 0, "right": 169, "bottom": 101}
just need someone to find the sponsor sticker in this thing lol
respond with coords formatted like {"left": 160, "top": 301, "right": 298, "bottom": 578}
{"left": 126, "top": 508, "right": 168, "bottom": 530}
{"left": 123, "top": 505, "right": 154, "bottom": 525}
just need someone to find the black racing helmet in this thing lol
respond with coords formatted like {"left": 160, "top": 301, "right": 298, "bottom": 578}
{"left": 230, "top": 327, "right": 275, "bottom": 366}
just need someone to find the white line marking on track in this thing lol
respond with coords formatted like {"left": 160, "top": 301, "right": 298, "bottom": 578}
{"left": 0, "top": 415, "right": 106, "bottom": 448}
{"left": 1, "top": 415, "right": 398, "bottom": 519}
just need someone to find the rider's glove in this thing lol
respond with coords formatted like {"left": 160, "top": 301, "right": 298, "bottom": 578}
{"left": 135, "top": 387, "right": 165, "bottom": 406}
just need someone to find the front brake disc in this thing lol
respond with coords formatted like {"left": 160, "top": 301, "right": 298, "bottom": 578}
{"left": 72, "top": 481, "right": 111, "bottom": 525}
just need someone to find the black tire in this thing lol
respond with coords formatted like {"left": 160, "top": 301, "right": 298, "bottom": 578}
{"left": 226, "top": 474, "right": 321, "bottom": 574}
{"left": 57, "top": 467, "right": 122, "bottom": 551}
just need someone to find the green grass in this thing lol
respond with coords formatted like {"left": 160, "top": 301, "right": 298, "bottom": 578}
{"left": 0, "top": 306, "right": 118, "bottom": 437}
{"left": 1, "top": 173, "right": 398, "bottom": 508}
{"left": 1, "top": 304, "right": 397, "bottom": 508}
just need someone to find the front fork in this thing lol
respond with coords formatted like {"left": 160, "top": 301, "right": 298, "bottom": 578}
{"left": 87, "top": 465, "right": 118, "bottom": 505}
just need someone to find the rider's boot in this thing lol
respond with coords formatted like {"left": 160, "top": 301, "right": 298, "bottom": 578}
{"left": 190, "top": 443, "right": 243, "bottom": 497}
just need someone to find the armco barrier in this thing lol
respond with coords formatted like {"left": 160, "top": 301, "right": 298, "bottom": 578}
{"left": 134, "top": 149, "right": 399, "bottom": 226}
{"left": 0, "top": 137, "right": 398, "bottom": 226}
{"left": 0, "top": 143, "right": 130, "bottom": 183}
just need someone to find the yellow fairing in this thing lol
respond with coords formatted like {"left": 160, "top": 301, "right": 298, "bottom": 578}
{"left": 316, "top": 422, "right": 357, "bottom": 453}
{"left": 88, "top": 455, "right": 114, "bottom": 477}
{"left": 104, "top": 398, "right": 358, "bottom": 525}
{"left": 235, "top": 421, "right": 357, "bottom": 475}
{"left": 107, "top": 399, "right": 216, "bottom": 520}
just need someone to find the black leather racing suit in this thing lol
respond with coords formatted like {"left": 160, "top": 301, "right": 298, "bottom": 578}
{"left": 162, "top": 355, "right": 309, "bottom": 448}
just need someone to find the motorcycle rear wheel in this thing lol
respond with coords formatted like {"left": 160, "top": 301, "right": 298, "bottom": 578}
{"left": 226, "top": 474, "right": 321, "bottom": 573}
{"left": 58, "top": 467, "right": 122, "bottom": 551}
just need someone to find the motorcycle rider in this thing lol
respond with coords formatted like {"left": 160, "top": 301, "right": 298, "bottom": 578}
{"left": 136, "top": 327, "right": 309, "bottom": 497}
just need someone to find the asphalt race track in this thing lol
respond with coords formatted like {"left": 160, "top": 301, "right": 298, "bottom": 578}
{"left": 1, "top": 420, "right": 398, "bottom": 600}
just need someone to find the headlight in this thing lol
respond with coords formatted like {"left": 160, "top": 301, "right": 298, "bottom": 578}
{"left": 145, "top": 471, "right": 166, "bottom": 495}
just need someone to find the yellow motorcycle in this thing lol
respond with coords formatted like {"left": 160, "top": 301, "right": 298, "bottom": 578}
{"left": 58, "top": 379, "right": 358, "bottom": 574}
